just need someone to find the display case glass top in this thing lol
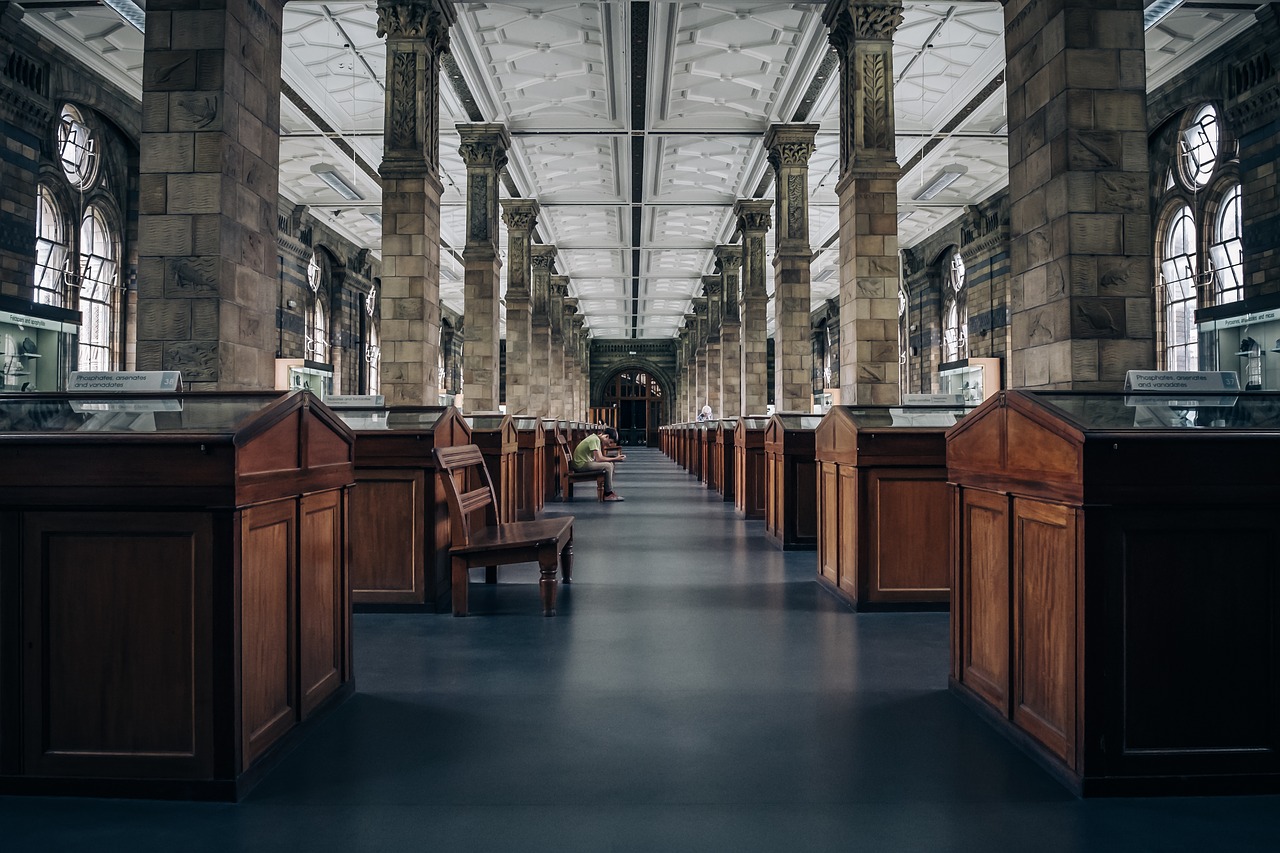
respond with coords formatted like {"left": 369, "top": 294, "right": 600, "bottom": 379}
{"left": 512, "top": 416, "right": 542, "bottom": 430}
{"left": 737, "top": 417, "right": 770, "bottom": 430}
{"left": 827, "top": 405, "right": 972, "bottom": 429}
{"left": 769, "top": 413, "right": 824, "bottom": 430}
{"left": 0, "top": 391, "right": 283, "bottom": 433}
{"left": 466, "top": 413, "right": 512, "bottom": 431}
{"left": 332, "top": 405, "right": 457, "bottom": 431}
{"left": 1027, "top": 390, "right": 1280, "bottom": 430}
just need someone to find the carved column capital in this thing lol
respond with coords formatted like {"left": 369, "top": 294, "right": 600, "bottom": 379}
{"left": 733, "top": 199, "right": 773, "bottom": 234}
{"left": 825, "top": 0, "right": 903, "bottom": 177}
{"left": 764, "top": 123, "right": 820, "bottom": 171}
{"left": 457, "top": 123, "right": 511, "bottom": 171}
{"left": 458, "top": 123, "right": 510, "bottom": 252}
{"left": 376, "top": 0, "right": 455, "bottom": 45}
{"left": 714, "top": 244, "right": 743, "bottom": 274}
{"left": 500, "top": 198, "right": 539, "bottom": 232}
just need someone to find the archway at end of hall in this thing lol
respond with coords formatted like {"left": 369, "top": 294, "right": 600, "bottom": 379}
{"left": 596, "top": 366, "right": 670, "bottom": 447}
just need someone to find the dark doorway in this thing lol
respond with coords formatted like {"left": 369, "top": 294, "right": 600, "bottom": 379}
{"left": 602, "top": 369, "right": 665, "bottom": 446}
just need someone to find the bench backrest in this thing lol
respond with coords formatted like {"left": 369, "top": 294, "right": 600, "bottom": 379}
{"left": 432, "top": 444, "right": 500, "bottom": 547}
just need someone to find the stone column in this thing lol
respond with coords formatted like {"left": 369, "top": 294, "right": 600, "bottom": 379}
{"left": 548, "top": 275, "right": 569, "bottom": 418}
{"left": 500, "top": 199, "right": 538, "bottom": 414}
{"left": 563, "top": 297, "right": 580, "bottom": 420}
{"left": 735, "top": 200, "right": 773, "bottom": 414}
{"left": 529, "top": 244, "right": 556, "bottom": 417}
{"left": 458, "top": 123, "right": 509, "bottom": 411}
{"left": 765, "top": 123, "right": 819, "bottom": 411}
{"left": 571, "top": 314, "right": 588, "bottom": 418}
{"left": 682, "top": 316, "right": 698, "bottom": 420}
{"left": 675, "top": 326, "right": 689, "bottom": 420}
{"left": 715, "top": 245, "right": 743, "bottom": 417}
{"left": 825, "top": 0, "right": 902, "bottom": 406}
{"left": 1001, "top": 0, "right": 1153, "bottom": 388}
{"left": 702, "top": 276, "right": 723, "bottom": 416}
{"left": 374, "top": 0, "right": 453, "bottom": 403}
{"left": 692, "top": 295, "right": 708, "bottom": 415}
{"left": 137, "top": 0, "right": 289, "bottom": 389}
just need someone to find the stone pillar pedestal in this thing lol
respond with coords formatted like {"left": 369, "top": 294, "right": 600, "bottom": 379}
{"left": 826, "top": 0, "right": 902, "bottom": 405}
{"left": 500, "top": 199, "right": 538, "bottom": 414}
{"left": 549, "top": 276, "right": 569, "bottom": 419}
{"left": 1002, "top": 0, "right": 1153, "bottom": 388}
{"left": 374, "top": 0, "right": 453, "bottom": 404}
{"left": 137, "top": 0, "right": 290, "bottom": 389}
{"left": 715, "top": 245, "right": 743, "bottom": 417}
{"left": 458, "top": 123, "right": 509, "bottom": 411}
{"left": 765, "top": 123, "right": 819, "bottom": 411}
{"left": 529, "top": 244, "right": 556, "bottom": 418}
{"left": 735, "top": 200, "right": 773, "bottom": 414}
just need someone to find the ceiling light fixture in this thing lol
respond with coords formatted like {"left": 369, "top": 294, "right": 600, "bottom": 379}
{"left": 311, "top": 164, "right": 363, "bottom": 201}
{"left": 912, "top": 165, "right": 967, "bottom": 201}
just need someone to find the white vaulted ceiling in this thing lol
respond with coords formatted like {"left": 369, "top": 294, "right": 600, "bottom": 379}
{"left": 18, "top": 1, "right": 1266, "bottom": 338}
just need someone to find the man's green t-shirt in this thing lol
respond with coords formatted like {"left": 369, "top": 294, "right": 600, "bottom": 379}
{"left": 572, "top": 434, "right": 601, "bottom": 468}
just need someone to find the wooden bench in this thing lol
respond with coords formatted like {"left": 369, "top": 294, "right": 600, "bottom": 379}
{"left": 554, "top": 432, "right": 606, "bottom": 502}
{"left": 433, "top": 444, "right": 574, "bottom": 616}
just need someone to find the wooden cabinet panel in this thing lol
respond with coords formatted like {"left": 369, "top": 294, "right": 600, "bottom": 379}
{"left": 240, "top": 500, "right": 296, "bottom": 767}
{"left": 350, "top": 471, "right": 425, "bottom": 604}
{"left": 1012, "top": 498, "right": 1078, "bottom": 768}
{"left": 1099, "top": 508, "right": 1280, "bottom": 774}
{"left": 793, "top": 458, "right": 817, "bottom": 542}
{"left": 868, "top": 471, "right": 950, "bottom": 598}
{"left": 837, "top": 467, "right": 858, "bottom": 597}
{"left": 299, "top": 491, "right": 344, "bottom": 719}
{"left": 21, "top": 512, "right": 214, "bottom": 779}
{"left": 818, "top": 463, "right": 839, "bottom": 585}
{"left": 960, "top": 488, "right": 1010, "bottom": 714}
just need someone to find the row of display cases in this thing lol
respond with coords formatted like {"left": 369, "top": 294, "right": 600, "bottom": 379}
{"left": 662, "top": 390, "right": 1280, "bottom": 796}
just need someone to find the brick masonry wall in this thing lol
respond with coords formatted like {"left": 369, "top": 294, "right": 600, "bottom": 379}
{"left": 903, "top": 194, "right": 1012, "bottom": 392}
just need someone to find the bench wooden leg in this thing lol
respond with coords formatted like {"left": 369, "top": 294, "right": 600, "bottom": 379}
{"left": 538, "top": 547, "right": 558, "bottom": 617}
{"left": 596, "top": 477, "right": 605, "bottom": 501}
{"left": 452, "top": 556, "right": 470, "bottom": 617}
{"left": 560, "top": 539, "right": 573, "bottom": 584}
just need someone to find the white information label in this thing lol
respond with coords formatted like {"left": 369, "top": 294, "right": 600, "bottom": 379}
{"left": 902, "top": 393, "right": 966, "bottom": 406}
{"left": 325, "top": 394, "right": 385, "bottom": 408}
{"left": 1, "top": 311, "right": 78, "bottom": 335}
{"left": 68, "top": 371, "right": 183, "bottom": 392}
{"left": 1123, "top": 371, "right": 1240, "bottom": 393}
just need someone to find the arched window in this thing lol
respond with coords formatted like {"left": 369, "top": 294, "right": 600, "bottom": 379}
{"left": 365, "top": 283, "right": 380, "bottom": 393}
{"left": 1209, "top": 183, "right": 1243, "bottom": 305}
{"left": 78, "top": 204, "right": 119, "bottom": 370}
{"left": 941, "top": 251, "right": 967, "bottom": 363}
{"left": 898, "top": 276, "right": 908, "bottom": 395}
{"left": 57, "top": 104, "right": 97, "bottom": 190}
{"left": 35, "top": 185, "right": 68, "bottom": 306}
{"left": 1160, "top": 204, "right": 1198, "bottom": 371}
{"left": 305, "top": 252, "right": 330, "bottom": 363}
{"left": 1179, "top": 104, "right": 1219, "bottom": 190}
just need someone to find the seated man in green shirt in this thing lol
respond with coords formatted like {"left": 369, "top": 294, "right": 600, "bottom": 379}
{"left": 571, "top": 426, "right": 627, "bottom": 502}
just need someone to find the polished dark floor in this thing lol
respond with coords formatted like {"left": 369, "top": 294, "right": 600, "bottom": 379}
{"left": 4, "top": 448, "right": 1279, "bottom": 851}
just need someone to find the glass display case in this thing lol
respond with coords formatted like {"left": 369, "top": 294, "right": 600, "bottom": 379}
{"left": 1195, "top": 291, "right": 1280, "bottom": 390}
{"left": 512, "top": 415, "right": 547, "bottom": 520}
{"left": 0, "top": 390, "right": 354, "bottom": 799}
{"left": 332, "top": 404, "right": 470, "bottom": 611}
{"left": 465, "top": 412, "right": 518, "bottom": 524}
{"left": 0, "top": 295, "right": 79, "bottom": 392}
{"left": 734, "top": 417, "right": 770, "bottom": 519}
{"left": 275, "top": 357, "right": 334, "bottom": 399}
{"left": 938, "top": 357, "right": 1001, "bottom": 405}
{"left": 947, "top": 389, "right": 1280, "bottom": 795}
{"left": 814, "top": 405, "right": 972, "bottom": 611}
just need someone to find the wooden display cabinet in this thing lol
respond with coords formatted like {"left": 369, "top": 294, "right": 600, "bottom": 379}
{"left": 764, "top": 413, "right": 822, "bottom": 550}
{"left": 335, "top": 405, "right": 471, "bottom": 611}
{"left": 814, "top": 405, "right": 967, "bottom": 611}
{"left": 0, "top": 390, "right": 354, "bottom": 800}
{"left": 734, "top": 417, "right": 769, "bottom": 519}
{"left": 705, "top": 422, "right": 721, "bottom": 492}
{"left": 948, "top": 389, "right": 1280, "bottom": 796}
{"left": 467, "top": 413, "right": 519, "bottom": 524}
{"left": 716, "top": 418, "right": 738, "bottom": 503}
{"left": 693, "top": 421, "right": 710, "bottom": 484}
{"left": 542, "top": 418, "right": 561, "bottom": 502}
{"left": 513, "top": 416, "right": 546, "bottom": 520}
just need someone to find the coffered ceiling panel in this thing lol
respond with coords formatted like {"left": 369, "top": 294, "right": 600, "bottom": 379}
{"left": 650, "top": 1, "right": 830, "bottom": 130}
{"left": 893, "top": 4, "right": 1004, "bottom": 135}
{"left": 515, "top": 134, "right": 627, "bottom": 202}
{"left": 543, "top": 205, "right": 629, "bottom": 248}
{"left": 644, "top": 205, "right": 732, "bottom": 251}
{"left": 452, "top": 1, "right": 628, "bottom": 131}
{"left": 557, "top": 248, "right": 630, "bottom": 279}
